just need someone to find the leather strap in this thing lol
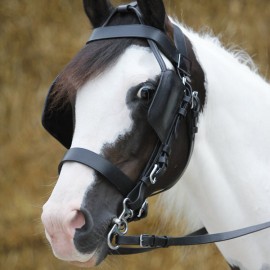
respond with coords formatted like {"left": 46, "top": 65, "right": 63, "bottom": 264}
{"left": 88, "top": 25, "right": 191, "bottom": 75}
{"left": 173, "top": 24, "right": 188, "bottom": 60}
{"left": 110, "top": 221, "right": 270, "bottom": 254}
{"left": 58, "top": 148, "right": 135, "bottom": 196}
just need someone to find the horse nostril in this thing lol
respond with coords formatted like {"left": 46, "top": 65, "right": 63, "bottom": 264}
{"left": 76, "top": 208, "right": 94, "bottom": 233}
{"left": 73, "top": 208, "right": 97, "bottom": 253}
{"left": 70, "top": 210, "right": 86, "bottom": 230}
{"left": 59, "top": 208, "right": 94, "bottom": 237}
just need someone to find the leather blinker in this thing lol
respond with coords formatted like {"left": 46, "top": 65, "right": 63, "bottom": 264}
{"left": 148, "top": 70, "right": 186, "bottom": 143}
{"left": 41, "top": 79, "right": 74, "bottom": 149}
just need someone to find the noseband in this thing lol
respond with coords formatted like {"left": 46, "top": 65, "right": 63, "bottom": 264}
{"left": 43, "top": 2, "right": 270, "bottom": 255}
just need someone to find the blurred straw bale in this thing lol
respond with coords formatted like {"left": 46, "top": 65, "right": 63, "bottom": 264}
{"left": 0, "top": 0, "right": 269, "bottom": 269}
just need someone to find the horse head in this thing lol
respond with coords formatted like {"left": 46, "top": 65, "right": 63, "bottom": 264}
{"left": 41, "top": 0, "right": 205, "bottom": 267}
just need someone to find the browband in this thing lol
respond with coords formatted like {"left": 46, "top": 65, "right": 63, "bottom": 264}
{"left": 88, "top": 24, "right": 191, "bottom": 75}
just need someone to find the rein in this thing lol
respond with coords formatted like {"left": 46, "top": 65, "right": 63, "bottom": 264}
{"left": 50, "top": 2, "right": 270, "bottom": 256}
{"left": 112, "top": 220, "right": 270, "bottom": 255}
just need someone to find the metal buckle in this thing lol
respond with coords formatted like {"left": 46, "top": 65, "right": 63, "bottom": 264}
{"left": 177, "top": 54, "right": 191, "bottom": 77}
{"left": 107, "top": 198, "right": 133, "bottom": 250}
{"left": 140, "top": 234, "right": 150, "bottom": 248}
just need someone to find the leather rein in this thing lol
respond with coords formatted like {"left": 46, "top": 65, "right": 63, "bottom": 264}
{"left": 58, "top": 3, "right": 270, "bottom": 255}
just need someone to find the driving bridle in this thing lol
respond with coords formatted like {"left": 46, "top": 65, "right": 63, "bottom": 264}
{"left": 42, "top": 2, "right": 270, "bottom": 255}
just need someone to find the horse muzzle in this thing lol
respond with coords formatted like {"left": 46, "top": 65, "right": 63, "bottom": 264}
{"left": 41, "top": 201, "right": 110, "bottom": 266}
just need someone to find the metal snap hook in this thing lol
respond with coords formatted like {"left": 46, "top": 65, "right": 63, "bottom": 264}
{"left": 120, "top": 198, "right": 133, "bottom": 221}
{"left": 137, "top": 200, "right": 148, "bottom": 219}
{"left": 150, "top": 164, "right": 159, "bottom": 184}
{"left": 107, "top": 198, "right": 134, "bottom": 250}
{"left": 107, "top": 223, "right": 120, "bottom": 250}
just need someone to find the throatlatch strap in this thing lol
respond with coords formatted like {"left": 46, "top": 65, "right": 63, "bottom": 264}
{"left": 58, "top": 148, "right": 135, "bottom": 196}
{"left": 173, "top": 24, "right": 188, "bottom": 60}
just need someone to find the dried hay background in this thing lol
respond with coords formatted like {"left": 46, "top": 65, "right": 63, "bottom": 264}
{"left": 0, "top": 0, "right": 269, "bottom": 269}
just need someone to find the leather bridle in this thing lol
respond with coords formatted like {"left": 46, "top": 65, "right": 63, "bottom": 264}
{"left": 52, "top": 2, "right": 270, "bottom": 256}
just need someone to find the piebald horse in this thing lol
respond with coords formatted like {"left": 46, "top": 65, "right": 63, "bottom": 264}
{"left": 41, "top": 0, "right": 270, "bottom": 269}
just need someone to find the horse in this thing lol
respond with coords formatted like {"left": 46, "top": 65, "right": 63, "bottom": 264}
{"left": 41, "top": 0, "right": 270, "bottom": 269}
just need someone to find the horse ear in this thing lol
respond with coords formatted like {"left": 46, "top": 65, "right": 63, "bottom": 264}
{"left": 137, "top": 0, "right": 168, "bottom": 31}
{"left": 83, "top": 0, "right": 114, "bottom": 28}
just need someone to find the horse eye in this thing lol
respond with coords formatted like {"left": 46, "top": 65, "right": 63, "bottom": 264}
{"left": 137, "top": 85, "right": 155, "bottom": 100}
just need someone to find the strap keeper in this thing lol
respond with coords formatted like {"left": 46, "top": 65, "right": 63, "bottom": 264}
{"left": 158, "top": 155, "right": 167, "bottom": 165}
{"left": 140, "top": 235, "right": 169, "bottom": 248}
{"left": 117, "top": 4, "right": 132, "bottom": 12}
{"left": 179, "top": 107, "right": 187, "bottom": 117}
{"left": 183, "top": 95, "right": 192, "bottom": 104}
{"left": 162, "top": 144, "right": 171, "bottom": 156}
{"left": 158, "top": 235, "right": 169, "bottom": 248}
